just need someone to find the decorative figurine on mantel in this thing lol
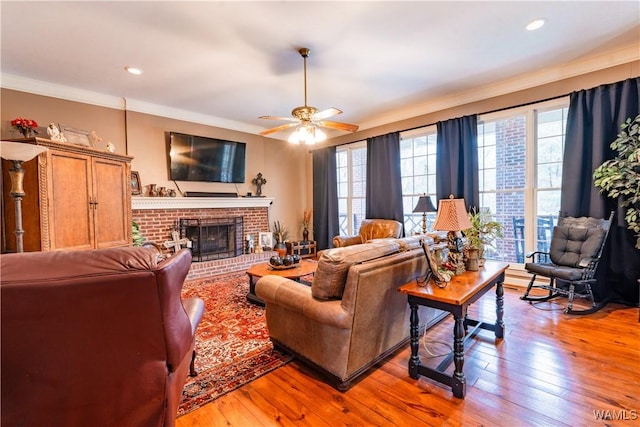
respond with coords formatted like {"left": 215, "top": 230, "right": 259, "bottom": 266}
{"left": 46, "top": 123, "right": 67, "bottom": 142}
{"left": 252, "top": 172, "right": 267, "bottom": 196}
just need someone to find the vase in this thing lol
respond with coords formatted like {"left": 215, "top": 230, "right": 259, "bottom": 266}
{"left": 20, "top": 129, "right": 32, "bottom": 138}
{"left": 465, "top": 247, "right": 480, "bottom": 271}
{"left": 274, "top": 242, "right": 287, "bottom": 258}
{"left": 302, "top": 228, "right": 309, "bottom": 242}
{"left": 148, "top": 184, "right": 158, "bottom": 197}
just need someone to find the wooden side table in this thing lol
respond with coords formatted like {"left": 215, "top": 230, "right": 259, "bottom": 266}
{"left": 398, "top": 261, "right": 509, "bottom": 398}
{"left": 286, "top": 240, "right": 317, "bottom": 259}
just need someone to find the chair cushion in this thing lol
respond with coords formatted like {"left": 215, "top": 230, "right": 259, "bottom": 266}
{"left": 549, "top": 226, "right": 606, "bottom": 267}
{"left": 525, "top": 262, "right": 586, "bottom": 281}
{"left": 311, "top": 240, "right": 400, "bottom": 300}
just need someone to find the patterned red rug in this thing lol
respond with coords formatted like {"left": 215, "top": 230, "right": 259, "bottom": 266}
{"left": 177, "top": 272, "right": 293, "bottom": 416}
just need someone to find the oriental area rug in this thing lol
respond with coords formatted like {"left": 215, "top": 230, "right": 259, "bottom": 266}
{"left": 177, "top": 272, "right": 293, "bottom": 416}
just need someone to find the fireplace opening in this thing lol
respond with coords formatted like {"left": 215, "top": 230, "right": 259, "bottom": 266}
{"left": 179, "top": 217, "right": 243, "bottom": 262}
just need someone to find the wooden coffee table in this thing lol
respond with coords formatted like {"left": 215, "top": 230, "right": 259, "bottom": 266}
{"left": 246, "top": 259, "right": 317, "bottom": 306}
{"left": 398, "top": 261, "right": 509, "bottom": 398}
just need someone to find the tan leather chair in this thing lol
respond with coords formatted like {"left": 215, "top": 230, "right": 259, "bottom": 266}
{"left": 1, "top": 247, "right": 204, "bottom": 427}
{"left": 333, "top": 218, "right": 403, "bottom": 248}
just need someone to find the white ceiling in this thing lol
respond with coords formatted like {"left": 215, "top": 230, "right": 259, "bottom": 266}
{"left": 1, "top": 1, "right": 639, "bottom": 140}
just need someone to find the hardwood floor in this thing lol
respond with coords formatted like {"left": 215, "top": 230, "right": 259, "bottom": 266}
{"left": 176, "top": 286, "right": 639, "bottom": 426}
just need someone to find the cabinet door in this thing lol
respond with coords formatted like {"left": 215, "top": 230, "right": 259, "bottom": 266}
{"left": 47, "top": 151, "right": 94, "bottom": 251}
{"left": 92, "top": 157, "right": 130, "bottom": 248}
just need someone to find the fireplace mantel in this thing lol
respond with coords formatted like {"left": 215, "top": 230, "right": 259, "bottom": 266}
{"left": 131, "top": 196, "right": 274, "bottom": 210}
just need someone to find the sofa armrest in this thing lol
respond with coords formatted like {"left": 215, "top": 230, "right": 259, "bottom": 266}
{"left": 255, "top": 275, "right": 352, "bottom": 329}
{"left": 333, "top": 235, "right": 363, "bottom": 248}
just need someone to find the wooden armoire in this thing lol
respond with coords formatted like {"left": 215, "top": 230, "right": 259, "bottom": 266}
{"left": 1, "top": 138, "right": 133, "bottom": 252}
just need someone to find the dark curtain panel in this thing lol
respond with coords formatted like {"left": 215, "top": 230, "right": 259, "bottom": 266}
{"left": 436, "top": 115, "right": 479, "bottom": 210}
{"left": 366, "top": 132, "right": 404, "bottom": 228}
{"left": 312, "top": 146, "right": 339, "bottom": 250}
{"left": 562, "top": 77, "right": 640, "bottom": 305}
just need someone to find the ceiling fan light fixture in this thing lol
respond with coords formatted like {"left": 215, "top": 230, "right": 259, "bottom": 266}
{"left": 312, "top": 127, "right": 327, "bottom": 144}
{"left": 260, "top": 47, "right": 358, "bottom": 142}
{"left": 287, "top": 124, "right": 326, "bottom": 145}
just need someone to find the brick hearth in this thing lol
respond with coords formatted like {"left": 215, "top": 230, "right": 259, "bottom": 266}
{"left": 132, "top": 197, "right": 275, "bottom": 280}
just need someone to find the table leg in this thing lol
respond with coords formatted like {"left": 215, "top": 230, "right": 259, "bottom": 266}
{"left": 408, "top": 297, "right": 420, "bottom": 379}
{"left": 452, "top": 315, "right": 466, "bottom": 398}
{"left": 495, "top": 279, "right": 505, "bottom": 339}
{"left": 246, "top": 274, "right": 265, "bottom": 306}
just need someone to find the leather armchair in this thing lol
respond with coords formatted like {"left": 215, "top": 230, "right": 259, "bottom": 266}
{"left": 1, "top": 247, "right": 204, "bottom": 427}
{"left": 332, "top": 218, "right": 403, "bottom": 248}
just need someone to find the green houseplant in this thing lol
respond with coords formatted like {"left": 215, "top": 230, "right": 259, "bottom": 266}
{"left": 464, "top": 207, "right": 503, "bottom": 267}
{"left": 593, "top": 114, "right": 640, "bottom": 249}
{"left": 132, "top": 221, "right": 145, "bottom": 246}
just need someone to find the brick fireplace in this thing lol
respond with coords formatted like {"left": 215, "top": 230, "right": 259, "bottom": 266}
{"left": 132, "top": 197, "right": 275, "bottom": 280}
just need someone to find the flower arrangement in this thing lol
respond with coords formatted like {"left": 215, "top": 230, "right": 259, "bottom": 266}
{"left": 272, "top": 220, "right": 288, "bottom": 244}
{"left": 11, "top": 117, "right": 39, "bottom": 137}
{"left": 302, "top": 209, "right": 312, "bottom": 229}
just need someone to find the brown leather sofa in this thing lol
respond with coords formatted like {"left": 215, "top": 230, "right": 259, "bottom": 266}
{"left": 255, "top": 236, "right": 443, "bottom": 390}
{"left": 332, "top": 218, "right": 403, "bottom": 248}
{"left": 1, "top": 247, "right": 204, "bottom": 427}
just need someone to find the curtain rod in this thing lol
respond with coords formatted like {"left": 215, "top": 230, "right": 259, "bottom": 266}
{"left": 402, "top": 92, "right": 570, "bottom": 134}
{"left": 322, "top": 91, "right": 571, "bottom": 150}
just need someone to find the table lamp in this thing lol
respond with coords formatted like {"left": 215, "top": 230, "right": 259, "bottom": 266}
{"left": 0, "top": 141, "right": 49, "bottom": 252}
{"left": 412, "top": 194, "right": 437, "bottom": 234}
{"left": 432, "top": 195, "right": 471, "bottom": 274}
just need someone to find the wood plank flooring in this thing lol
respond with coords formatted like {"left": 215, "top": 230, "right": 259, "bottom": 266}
{"left": 176, "top": 286, "right": 640, "bottom": 426}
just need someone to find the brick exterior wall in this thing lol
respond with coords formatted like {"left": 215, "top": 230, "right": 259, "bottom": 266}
{"left": 132, "top": 206, "right": 275, "bottom": 280}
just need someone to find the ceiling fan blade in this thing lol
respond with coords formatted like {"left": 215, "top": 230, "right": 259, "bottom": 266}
{"left": 258, "top": 115, "right": 299, "bottom": 122}
{"left": 311, "top": 107, "right": 342, "bottom": 121}
{"left": 259, "top": 122, "right": 300, "bottom": 136}
{"left": 316, "top": 120, "right": 359, "bottom": 133}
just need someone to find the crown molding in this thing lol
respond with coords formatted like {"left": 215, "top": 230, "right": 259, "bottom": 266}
{"left": 1, "top": 74, "right": 125, "bottom": 109}
{"left": 0, "top": 73, "right": 261, "bottom": 135}
{"left": 357, "top": 43, "right": 640, "bottom": 131}
{"left": 123, "top": 98, "right": 263, "bottom": 134}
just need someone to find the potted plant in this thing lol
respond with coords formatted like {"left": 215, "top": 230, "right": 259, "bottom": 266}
{"left": 132, "top": 221, "right": 145, "bottom": 246}
{"left": 593, "top": 114, "right": 640, "bottom": 249}
{"left": 464, "top": 207, "right": 503, "bottom": 269}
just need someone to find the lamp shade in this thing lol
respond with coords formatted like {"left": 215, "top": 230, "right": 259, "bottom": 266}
{"left": 0, "top": 141, "right": 48, "bottom": 161}
{"left": 432, "top": 197, "right": 472, "bottom": 231}
{"left": 412, "top": 195, "right": 436, "bottom": 213}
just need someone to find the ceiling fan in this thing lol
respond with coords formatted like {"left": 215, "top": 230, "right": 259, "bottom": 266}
{"left": 259, "top": 47, "right": 359, "bottom": 144}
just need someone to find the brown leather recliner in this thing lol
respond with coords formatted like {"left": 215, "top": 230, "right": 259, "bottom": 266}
{"left": 332, "top": 218, "right": 403, "bottom": 248}
{"left": 1, "top": 247, "right": 204, "bottom": 427}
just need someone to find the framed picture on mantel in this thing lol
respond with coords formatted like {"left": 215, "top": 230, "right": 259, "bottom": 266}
{"left": 130, "top": 171, "right": 142, "bottom": 195}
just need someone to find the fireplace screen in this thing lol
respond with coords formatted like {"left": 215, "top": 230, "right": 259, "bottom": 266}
{"left": 179, "top": 217, "right": 243, "bottom": 261}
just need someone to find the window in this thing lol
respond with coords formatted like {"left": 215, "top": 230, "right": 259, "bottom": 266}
{"left": 336, "top": 142, "right": 367, "bottom": 236}
{"left": 336, "top": 99, "right": 568, "bottom": 265}
{"left": 400, "top": 128, "right": 438, "bottom": 234}
{"left": 477, "top": 100, "right": 568, "bottom": 263}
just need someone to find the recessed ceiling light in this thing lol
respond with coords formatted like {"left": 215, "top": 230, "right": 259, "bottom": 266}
{"left": 125, "top": 66, "right": 143, "bottom": 75}
{"left": 526, "top": 18, "right": 546, "bottom": 31}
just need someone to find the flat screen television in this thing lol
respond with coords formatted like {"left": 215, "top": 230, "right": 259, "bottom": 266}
{"left": 168, "top": 132, "right": 246, "bottom": 183}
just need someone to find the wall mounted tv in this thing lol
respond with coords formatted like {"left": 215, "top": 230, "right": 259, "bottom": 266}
{"left": 168, "top": 132, "right": 246, "bottom": 183}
